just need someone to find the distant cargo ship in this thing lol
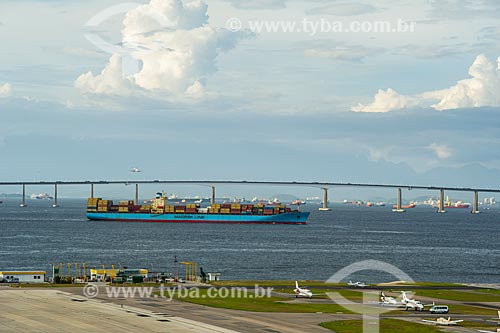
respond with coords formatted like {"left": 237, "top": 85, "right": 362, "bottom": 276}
{"left": 437, "top": 197, "right": 470, "bottom": 209}
{"left": 86, "top": 193, "right": 309, "bottom": 225}
{"left": 393, "top": 203, "right": 416, "bottom": 209}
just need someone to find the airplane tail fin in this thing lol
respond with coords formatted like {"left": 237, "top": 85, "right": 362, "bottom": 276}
{"left": 295, "top": 281, "right": 299, "bottom": 289}
{"left": 447, "top": 317, "right": 451, "bottom": 322}
{"left": 498, "top": 310, "right": 500, "bottom": 319}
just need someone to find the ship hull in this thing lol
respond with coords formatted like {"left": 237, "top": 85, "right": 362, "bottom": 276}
{"left": 87, "top": 212, "right": 309, "bottom": 224}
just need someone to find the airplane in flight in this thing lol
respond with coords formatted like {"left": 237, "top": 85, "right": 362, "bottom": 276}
{"left": 348, "top": 280, "right": 368, "bottom": 288}
{"left": 130, "top": 167, "right": 141, "bottom": 173}
{"left": 422, "top": 317, "right": 464, "bottom": 326}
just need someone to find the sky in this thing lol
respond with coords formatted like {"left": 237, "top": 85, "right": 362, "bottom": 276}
{"left": 1, "top": 0, "right": 500, "bottom": 199}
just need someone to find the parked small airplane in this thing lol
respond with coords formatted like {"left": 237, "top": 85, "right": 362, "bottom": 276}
{"left": 130, "top": 167, "right": 141, "bottom": 173}
{"left": 422, "top": 317, "right": 463, "bottom": 326}
{"left": 401, "top": 291, "right": 426, "bottom": 311}
{"left": 380, "top": 291, "right": 404, "bottom": 306}
{"left": 348, "top": 280, "right": 367, "bottom": 288}
{"left": 380, "top": 291, "right": 430, "bottom": 311}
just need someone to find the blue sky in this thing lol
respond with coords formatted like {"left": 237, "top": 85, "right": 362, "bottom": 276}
{"left": 1, "top": 0, "right": 500, "bottom": 198}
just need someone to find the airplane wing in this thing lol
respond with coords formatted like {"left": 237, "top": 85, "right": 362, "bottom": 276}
{"left": 477, "top": 330, "right": 497, "bottom": 333}
{"left": 448, "top": 320, "right": 464, "bottom": 324}
{"left": 421, "top": 319, "right": 436, "bottom": 324}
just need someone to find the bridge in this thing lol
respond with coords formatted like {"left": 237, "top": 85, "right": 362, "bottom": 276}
{"left": 1, "top": 180, "right": 499, "bottom": 213}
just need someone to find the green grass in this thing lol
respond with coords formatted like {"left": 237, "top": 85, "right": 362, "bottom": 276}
{"left": 320, "top": 319, "right": 444, "bottom": 333}
{"left": 395, "top": 282, "right": 463, "bottom": 288}
{"left": 474, "top": 288, "right": 500, "bottom": 295}
{"left": 446, "top": 304, "right": 499, "bottom": 316}
{"left": 273, "top": 288, "right": 365, "bottom": 302}
{"left": 413, "top": 289, "right": 500, "bottom": 302}
{"left": 170, "top": 289, "right": 353, "bottom": 313}
{"left": 210, "top": 280, "right": 343, "bottom": 287}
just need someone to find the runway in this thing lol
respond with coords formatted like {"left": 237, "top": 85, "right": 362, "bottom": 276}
{"left": 1, "top": 286, "right": 499, "bottom": 333}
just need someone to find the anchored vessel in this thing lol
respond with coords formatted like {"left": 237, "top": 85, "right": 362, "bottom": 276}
{"left": 86, "top": 193, "right": 309, "bottom": 224}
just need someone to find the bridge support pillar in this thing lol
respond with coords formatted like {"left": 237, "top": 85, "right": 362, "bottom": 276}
{"left": 471, "top": 191, "right": 480, "bottom": 214}
{"left": 211, "top": 186, "right": 216, "bottom": 205}
{"left": 319, "top": 188, "right": 331, "bottom": 211}
{"left": 53, "top": 184, "right": 59, "bottom": 208}
{"left": 20, "top": 184, "right": 27, "bottom": 207}
{"left": 135, "top": 184, "right": 139, "bottom": 205}
{"left": 90, "top": 184, "right": 94, "bottom": 199}
{"left": 392, "top": 188, "right": 405, "bottom": 213}
{"left": 437, "top": 189, "right": 446, "bottom": 213}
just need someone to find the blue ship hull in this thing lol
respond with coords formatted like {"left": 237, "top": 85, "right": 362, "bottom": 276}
{"left": 87, "top": 212, "right": 309, "bottom": 224}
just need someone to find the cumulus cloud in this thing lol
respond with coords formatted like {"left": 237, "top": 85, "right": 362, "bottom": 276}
{"left": 429, "top": 54, "right": 500, "bottom": 110}
{"left": 76, "top": 54, "right": 135, "bottom": 95}
{"left": 76, "top": 0, "right": 246, "bottom": 98}
{"left": 428, "top": 143, "right": 452, "bottom": 159}
{"left": 0, "top": 83, "right": 12, "bottom": 98}
{"left": 352, "top": 88, "right": 410, "bottom": 113}
{"left": 353, "top": 54, "right": 500, "bottom": 112}
{"left": 306, "top": 3, "right": 377, "bottom": 16}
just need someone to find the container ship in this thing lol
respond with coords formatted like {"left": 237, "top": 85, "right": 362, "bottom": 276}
{"left": 86, "top": 193, "right": 309, "bottom": 224}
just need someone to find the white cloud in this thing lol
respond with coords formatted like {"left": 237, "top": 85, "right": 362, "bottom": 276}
{"left": 76, "top": 0, "right": 246, "bottom": 98}
{"left": 428, "top": 143, "right": 452, "bottom": 159}
{"left": 306, "top": 3, "right": 377, "bottom": 16}
{"left": 429, "top": 54, "right": 500, "bottom": 110}
{"left": 75, "top": 54, "right": 135, "bottom": 95}
{"left": 0, "top": 83, "right": 12, "bottom": 98}
{"left": 352, "top": 88, "right": 409, "bottom": 113}
{"left": 354, "top": 54, "right": 500, "bottom": 112}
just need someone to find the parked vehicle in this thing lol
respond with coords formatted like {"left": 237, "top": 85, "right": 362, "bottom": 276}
{"left": 429, "top": 305, "right": 449, "bottom": 314}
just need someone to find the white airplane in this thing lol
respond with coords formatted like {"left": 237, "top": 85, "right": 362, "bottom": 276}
{"left": 422, "top": 317, "right": 463, "bottom": 326}
{"left": 293, "top": 281, "right": 312, "bottom": 298}
{"left": 293, "top": 281, "right": 313, "bottom": 298}
{"left": 400, "top": 291, "right": 425, "bottom": 311}
{"left": 348, "top": 280, "right": 367, "bottom": 288}
{"left": 130, "top": 167, "right": 141, "bottom": 173}
{"left": 478, "top": 329, "right": 500, "bottom": 333}
{"left": 380, "top": 292, "right": 405, "bottom": 307}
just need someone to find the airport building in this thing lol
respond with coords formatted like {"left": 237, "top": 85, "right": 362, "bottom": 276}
{"left": 0, "top": 271, "right": 46, "bottom": 283}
